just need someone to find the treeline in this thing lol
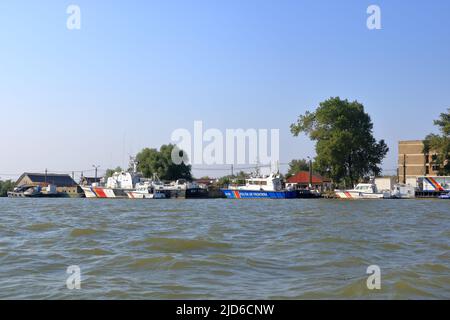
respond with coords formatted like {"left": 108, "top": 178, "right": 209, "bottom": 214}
{"left": 0, "top": 180, "right": 14, "bottom": 197}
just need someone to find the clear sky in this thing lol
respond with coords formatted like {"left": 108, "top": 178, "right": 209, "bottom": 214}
{"left": 1, "top": 0, "right": 449, "bottom": 179}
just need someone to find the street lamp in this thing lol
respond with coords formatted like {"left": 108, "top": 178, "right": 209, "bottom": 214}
{"left": 92, "top": 165, "right": 100, "bottom": 180}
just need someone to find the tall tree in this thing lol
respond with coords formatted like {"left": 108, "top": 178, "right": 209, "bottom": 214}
{"left": 290, "top": 97, "right": 388, "bottom": 187}
{"left": 286, "top": 159, "right": 310, "bottom": 178}
{"left": 423, "top": 108, "right": 450, "bottom": 175}
{"left": 136, "top": 144, "right": 192, "bottom": 181}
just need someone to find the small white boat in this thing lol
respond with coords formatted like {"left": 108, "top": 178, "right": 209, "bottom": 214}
{"left": 125, "top": 181, "right": 166, "bottom": 199}
{"left": 439, "top": 192, "right": 450, "bottom": 200}
{"left": 335, "top": 183, "right": 390, "bottom": 199}
{"left": 390, "top": 184, "right": 415, "bottom": 199}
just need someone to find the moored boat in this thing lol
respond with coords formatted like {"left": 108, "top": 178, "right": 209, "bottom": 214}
{"left": 81, "top": 157, "right": 156, "bottom": 199}
{"left": 81, "top": 170, "right": 141, "bottom": 198}
{"left": 439, "top": 192, "right": 450, "bottom": 199}
{"left": 390, "top": 184, "right": 415, "bottom": 199}
{"left": 162, "top": 179, "right": 209, "bottom": 199}
{"left": 221, "top": 173, "right": 297, "bottom": 199}
{"left": 8, "top": 184, "right": 61, "bottom": 198}
{"left": 335, "top": 183, "right": 390, "bottom": 199}
{"left": 124, "top": 180, "right": 166, "bottom": 199}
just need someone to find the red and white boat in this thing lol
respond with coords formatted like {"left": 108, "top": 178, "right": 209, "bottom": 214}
{"left": 81, "top": 158, "right": 166, "bottom": 199}
{"left": 81, "top": 170, "right": 142, "bottom": 198}
{"left": 335, "top": 183, "right": 390, "bottom": 199}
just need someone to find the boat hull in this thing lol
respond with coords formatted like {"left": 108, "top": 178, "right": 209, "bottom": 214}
{"left": 335, "top": 191, "right": 386, "bottom": 199}
{"left": 296, "top": 190, "right": 322, "bottom": 199}
{"left": 185, "top": 188, "right": 209, "bottom": 199}
{"left": 221, "top": 189, "right": 297, "bottom": 199}
{"left": 125, "top": 191, "right": 166, "bottom": 199}
{"left": 81, "top": 186, "right": 130, "bottom": 198}
{"left": 7, "top": 192, "right": 63, "bottom": 198}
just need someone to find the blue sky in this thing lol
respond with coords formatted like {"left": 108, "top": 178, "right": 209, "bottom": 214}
{"left": 1, "top": 0, "right": 449, "bottom": 179}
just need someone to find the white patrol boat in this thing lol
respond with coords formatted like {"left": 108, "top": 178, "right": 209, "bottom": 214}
{"left": 335, "top": 182, "right": 390, "bottom": 199}
{"left": 81, "top": 157, "right": 164, "bottom": 199}
{"left": 125, "top": 175, "right": 166, "bottom": 199}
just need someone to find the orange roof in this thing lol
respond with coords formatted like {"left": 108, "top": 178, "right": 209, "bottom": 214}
{"left": 287, "top": 171, "right": 330, "bottom": 184}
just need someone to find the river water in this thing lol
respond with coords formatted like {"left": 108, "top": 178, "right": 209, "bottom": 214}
{"left": 0, "top": 198, "right": 448, "bottom": 299}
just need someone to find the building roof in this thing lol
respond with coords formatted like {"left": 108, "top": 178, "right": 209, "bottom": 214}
{"left": 17, "top": 173, "right": 78, "bottom": 187}
{"left": 194, "top": 178, "right": 216, "bottom": 185}
{"left": 287, "top": 171, "right": 331, "bottom": 184}
{"left": 398, "top": 140, "right": 424, "bottom": 144}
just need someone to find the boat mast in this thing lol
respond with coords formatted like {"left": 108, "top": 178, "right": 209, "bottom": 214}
{"left": 129, "top": 156, "right": 138, "bottom": 173}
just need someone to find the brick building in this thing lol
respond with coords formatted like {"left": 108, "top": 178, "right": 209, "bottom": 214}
{"left": 398, "top": 140, "right": 440, "bottom": 185}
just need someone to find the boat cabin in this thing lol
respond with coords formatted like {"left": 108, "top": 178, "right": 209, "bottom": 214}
{"left": 106, "top": 171, "right": 142, "bottom": 190}
{"left": 352, "top": 183, "right": 378, "bottom": 194}
{"left": 236, "top": 173, "right": 283, "bottom": 192}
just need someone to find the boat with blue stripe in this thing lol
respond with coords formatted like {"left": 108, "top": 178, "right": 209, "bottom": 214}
{"left": 222, "top": 189, "right": 297, "bottom": 199}
{"left": 221, "top": 173, "right": 297, "bottom": 199}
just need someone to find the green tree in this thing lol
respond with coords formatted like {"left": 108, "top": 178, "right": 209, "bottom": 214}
{"left": 216, "top": 171, "right": 249, "bottom": 187}
{"left": 217, "top": 176, "right": 232, "bottom": 187}
{"left": 290, "top": 97, "right": 388, "bottom": 187}
{"left": 286, "top": 159, "right": 310, "bottom": 178}
{"left": 104, "top": 167, "right": 123, "bottom": 178}
{"left": 0, "top": 180, "right": 14, "bottom": 197}
{"left": 423, "top": 108, "right": 450, "bottom": 175}
{"left": 136, "top": 144, "right": 192, "bottom": 181}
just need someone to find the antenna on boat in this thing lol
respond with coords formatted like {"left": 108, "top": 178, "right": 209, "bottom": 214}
{"left": 276, "top": 160, "right": 280, "bottom": 175}
{"left": 254, "top": 157, "right": 261, "bottom": 177}
{"left": 129, "top": 156, "right": 138, "bottom": 173}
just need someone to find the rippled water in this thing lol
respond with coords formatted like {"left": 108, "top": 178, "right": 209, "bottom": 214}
{"left": 0, "top": 198, "right": 449, "bottom": 299}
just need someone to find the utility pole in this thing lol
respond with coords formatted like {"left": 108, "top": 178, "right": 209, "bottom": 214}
{"left": 307, "top": 157, "right": 313, "bottom": 188}
{"left": 93, "top": 165, "right": 100, "bottom": 180}
{"left": 404, "top": 154, "right": 407, "bottom": 183}
{"left": 231, "top": 164, "right": 234, "bottom": 177}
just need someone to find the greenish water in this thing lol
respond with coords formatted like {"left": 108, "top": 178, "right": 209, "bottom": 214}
{"left": 0, "top": 198, "right": 449, "bottom": 299}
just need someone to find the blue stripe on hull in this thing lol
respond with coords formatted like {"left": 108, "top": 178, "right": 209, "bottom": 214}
{"left": 221, "top": 189, "right": 297, "bottom": 199}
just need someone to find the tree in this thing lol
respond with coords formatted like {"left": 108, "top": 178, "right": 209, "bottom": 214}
{"left": 290, "top": 97, "right": 388, "bottom": 187}
{"left": 286, "top": 159, "right": 310, "bottom": 178}
{"left": 216, "top": 171, "right": 250, "bottom": 187}
{"left": 217, "top": 176, "right": 232, "bottom": 187}
{"left": 423, "top": 108, "right": 450, "bottom": 175}
{"left": 104, "top": 167, "right": 123, "bottom": 178}
{"left": 136, "top": 144, "right": 192, "bottom": 181}
{"left": 0, "top": 180, "right": 14, "bottom": 197}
